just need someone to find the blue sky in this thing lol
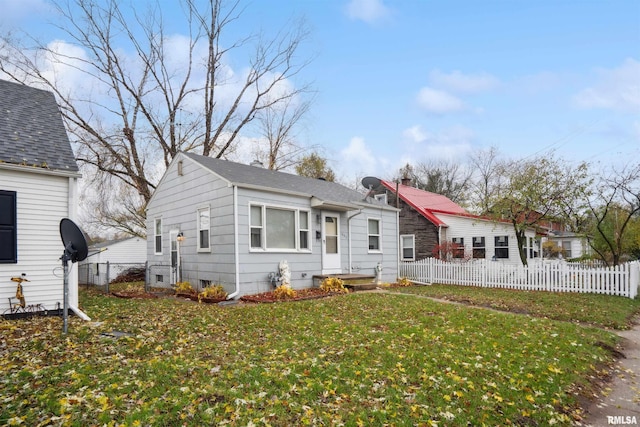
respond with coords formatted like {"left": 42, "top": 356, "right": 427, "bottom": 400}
{"left": 2, "top": 0, "right": 639, "bottom": 183}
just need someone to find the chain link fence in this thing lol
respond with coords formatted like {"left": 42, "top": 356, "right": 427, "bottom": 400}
{"left": 78, "top": 262, "right": 147, "bottom": 293}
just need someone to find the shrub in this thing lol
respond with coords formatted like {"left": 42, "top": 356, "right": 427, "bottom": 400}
{"left": 320, "top": 277, "right": 348, "bottom": 294}
{"left": 175, "top": 281, "right": 194, "bottom": 294}
{"left": 198, "top": 284, "right": 228, "bottom": 302}
{"left": 273, "top": 284, "right": 297, "bottom": 300}
{"left": 396, "top": 277, "right": 412, "bottom": 287}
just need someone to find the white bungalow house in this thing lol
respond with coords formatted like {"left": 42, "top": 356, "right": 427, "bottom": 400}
{"left": 0, "top": 79, "right": 87, "bottom": 318}
{"left": 145, "top": 152, "right": 399, "bottom": 298}
{"left": 377, "top": 179, "right": 538, "bottom": 265}
{"left": 78, "top": 237, "right": 147, "bottom": 286}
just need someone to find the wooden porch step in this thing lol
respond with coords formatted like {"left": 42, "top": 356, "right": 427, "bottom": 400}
{"left": 312, "top": 274, "right": 377, "bottom": 292}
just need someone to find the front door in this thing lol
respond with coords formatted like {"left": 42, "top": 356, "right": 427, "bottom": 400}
{"left": 322, "top": 213, "right": 341, "bottom": 274}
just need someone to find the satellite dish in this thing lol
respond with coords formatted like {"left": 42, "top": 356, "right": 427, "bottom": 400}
{"left": 361, "top": 176, "right": 382, "bottom": 190}
{"left": 59, "top": 218, "right": 88, "bottom": 263}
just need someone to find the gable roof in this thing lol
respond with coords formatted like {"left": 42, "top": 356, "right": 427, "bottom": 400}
{"left": 182, "top": 152, "right": 391, "bottom": 211}
{"left": 0, "top": 79, "right": 79, "bottom": 173}
{"left": 381, "top": 179, "right": 468, "bottom": 227}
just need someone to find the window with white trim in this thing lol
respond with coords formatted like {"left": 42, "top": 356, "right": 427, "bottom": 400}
{"left": 0, "top": 190, "right": 17, "bottom": 263}
{"left": 472, "top": 237, "right": 485, "bottom": 259}
{"left": 250, "top": 204, "right": 310, "bottom": 251}
{"left": 495, "top": 235, "right": 509, "bottom": 259}
{"left": 368, "top": 218, "right": 381, "bottom": 251}
{"left": 400, "top": 234, "right": 415, "bottom": 261}
{"left": 197, "top": 207, "right": 210, "bottom": 251}
{"left": 154, "top": 218, "right": 162, "bottom": 255}
{"left": 452, "top": 237, "right": 464, "bottom": 258}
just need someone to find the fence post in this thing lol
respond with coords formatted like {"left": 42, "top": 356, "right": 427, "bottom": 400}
{"left": 105, "top": 261, "right": 110, "bottom": 294}
{"left": 630, "top": 261, "right": 639, "bottom": 299}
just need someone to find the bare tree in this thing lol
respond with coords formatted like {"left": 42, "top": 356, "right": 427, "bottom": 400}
{"left": 394, "top": 160, "right": 471, "bottom": 205}
{"left": 585, "top": 162, "right": 640, "bottom": 266}
{"left": 467, "top": 146, "right": 504, "bottom": 215}
{"left": 252, "top": 94, "right": 314, "bottom": 170}
{"left": 0, "top": 0, "right": 313, "bottom": 235}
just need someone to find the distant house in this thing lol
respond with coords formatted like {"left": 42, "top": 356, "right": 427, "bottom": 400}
{"left": 78, "top": 237, "right": 147, "bottom": 286}
{"left": 145, "top": 152, "right": 399, "bottom": 298}
{"left": 0, "top": 79, "right": 87, "bottom": 318}
{"left": 377, "top": 179, "right": 538, "bottom": 265}
{"left": 544, "top": 230, "right": 591, "bottom": 260}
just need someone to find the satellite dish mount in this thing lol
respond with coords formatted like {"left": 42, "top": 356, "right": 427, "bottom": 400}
{"left": 59, "top": 218, "right": 88, "bottom": 333}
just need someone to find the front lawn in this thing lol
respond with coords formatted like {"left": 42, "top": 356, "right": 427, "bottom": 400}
{"left": 0, "top": 288, "right": 622, "bottom": 426}
{"left": 388, "top": 283, "right": 640, "bottom": 330}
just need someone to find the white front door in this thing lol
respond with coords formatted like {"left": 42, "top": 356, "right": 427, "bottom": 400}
{"left": 322, "top": 213, "right": 341, "bottom": 274}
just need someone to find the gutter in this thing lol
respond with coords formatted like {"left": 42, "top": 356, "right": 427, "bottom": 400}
{"left": 227, "top": 184, "right": 241, "bottom": 299}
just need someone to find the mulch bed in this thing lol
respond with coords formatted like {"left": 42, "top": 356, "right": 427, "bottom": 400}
{"left": 240, "top": 288, "right": 341, "bottom": 303}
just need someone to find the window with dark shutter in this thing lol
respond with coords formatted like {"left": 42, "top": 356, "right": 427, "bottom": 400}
{"left": 0, "top": 190, "right": 17, "bottom": 263}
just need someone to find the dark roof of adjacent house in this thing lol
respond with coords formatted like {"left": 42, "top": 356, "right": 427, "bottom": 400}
{"left": 0, "top": 79, "right": 79, "bottom": 173}
{"left": 381, "top": 179, "right": 469, "bottom": 226}
{"left": 183, "top": 152, "right": 388, "bottom": 211}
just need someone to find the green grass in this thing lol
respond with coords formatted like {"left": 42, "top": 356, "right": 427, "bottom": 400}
{"left": 388, "top": 283, "right": 640, "bottom": 330}
{"left": 0, "top": 287, "right": 627, "bottom": 426}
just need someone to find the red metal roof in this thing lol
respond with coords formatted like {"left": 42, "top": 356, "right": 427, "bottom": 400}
{"left": 381, "top": 180, "right": 469, "bottom": 227}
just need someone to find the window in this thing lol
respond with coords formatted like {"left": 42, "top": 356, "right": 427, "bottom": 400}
{"left": 154, "top": 218, "right": 162, "bottom": 254}
{"left": 374, "top": 193, "right": 387, "bottom": 204}
{"left": 197, "top": 207, "right": 210, "bottom": 251}
{"left": 156, "top": 274, "right": 164, "bottom": 283}
{"left": 495, "top": 235, "right": 509, "bottom": 259}
{"left": 200, "top": 279, "right": 212, "bottom": 288}
{"left": 452, "top": 237, "right": 464, "bottom": 258}
{"left": 299, "top": 211, "right": 309, "bottom": 250}
{"left": 0, "top": 190, "right": 17, "bottom": 263}
{"left": 562, "top": 241, "right": 572, "bottom": 259}
{"left": 368, "top": 218, "right": 381, "bottom": 251}
{"left": 401, "top": 235, "right": 415, "bottom": 261}
{"left": 250, "top": 204, "right": 310, "bottom": 251}
{"left": 250, "top": 205, "right": 263, "bottom": 248}
{"left": 472, "top": 237, "right": 486, "bottom": 259}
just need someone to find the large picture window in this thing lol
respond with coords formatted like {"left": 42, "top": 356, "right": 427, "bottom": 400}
{"left": 400, "top": 234, "right": 415, "bottom": 261}
{"left": 368, "top": 218, "right": 381, "bottom": 251}
{"left": 154, "top": 218, "right": 162, "bottom": 255}
{"left": 495, "top": 235, "right": 509, "bottom": 259}
{"left": 250, "top": 204, "right": 310, "bottom": 251}
{"left": 197, "top": 207, "right": 210, "bottom": 251}
{"left": 0, "top": 190, "right": 17, "bottom": 263}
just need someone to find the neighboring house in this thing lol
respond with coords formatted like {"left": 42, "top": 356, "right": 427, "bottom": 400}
{"left": 78, "top": 237, "right": 147, "bottom": 286}
{"left": 544, "top": 230, "right": 591, "bottom": 260}
{"left": 377, "top": 179, "right": 538, "bottom": 265}
{"left": 0, "top": 79, "right": 87, "bottom": 318}
{"left": 146, "top": 152, "right": 399, "bottom": 298}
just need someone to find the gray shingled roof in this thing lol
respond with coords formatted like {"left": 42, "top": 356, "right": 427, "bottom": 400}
{"left": 0, "top": 79, "right": 79, "bottom": 173}
{"left": 183, "top": 152, "right": 386, "bottom": 209}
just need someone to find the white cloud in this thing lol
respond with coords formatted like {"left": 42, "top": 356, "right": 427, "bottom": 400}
{"left": 573, "top": 58, "right": 640, "bottom": 112}
{"left": 344, "top": 0, "right": 392, "bottom": 24}
{"left": 401, "top": 125, "right": 475, "bottom": 161}
{"left": 429, "top": 69, "right": 499, "bottom": 94}
{"left": 416, "top": 87, "right": 466, "bottom": 114}
{"left": 338, "top": 136, "right": 377, "bottom": 177}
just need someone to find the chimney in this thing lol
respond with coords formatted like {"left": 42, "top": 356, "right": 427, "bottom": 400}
{"left": 250, "top": 160, "right": 264, "bottom": 168}
{"left": 401, "top": 176, "right": 411, "bottom": 186}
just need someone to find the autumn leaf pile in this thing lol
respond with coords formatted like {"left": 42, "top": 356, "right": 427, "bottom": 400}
{"left": 0, "top": 290, "right": 621, "bottom": 426}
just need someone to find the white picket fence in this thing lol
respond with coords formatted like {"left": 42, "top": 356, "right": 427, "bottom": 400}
{"left": 399, "top": 258, "right": 640, "bottom": 299}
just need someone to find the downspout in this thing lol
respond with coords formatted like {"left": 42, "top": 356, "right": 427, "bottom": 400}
{"left": 67, "top": 176, "right": 91, "bottom": 321}
{"left": 227, "top": 184, "right": 241, "bottom": 299}
{"left": 347, "top": 209, "right": 363, "bottom": 273}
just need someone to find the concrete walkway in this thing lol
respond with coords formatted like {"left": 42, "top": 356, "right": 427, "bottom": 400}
{"left": 581, "top": 317, "right": 640, "bottom": 427}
